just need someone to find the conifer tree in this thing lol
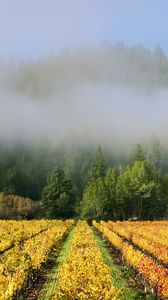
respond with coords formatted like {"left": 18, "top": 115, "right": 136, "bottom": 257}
{"left": 89, "top": 146, "right": 106, "bottom": 181}
{"left": 81, "top": 146, "right": 108, "bottom": 220}
{"left": 42, "top": 168, "right": 74, "bottom": 218}
{"left": 134, "top": 144, "right": 145, "bottom": 162}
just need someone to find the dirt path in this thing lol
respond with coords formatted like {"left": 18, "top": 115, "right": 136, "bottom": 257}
{"left": 37, "top": 227, "right": 75, "bottom": 300}
{"left": 92, "top": 227, "right": 158, "bottom": 300}
{"left": 19, "top": 228, "right": 75, "bottom": 300}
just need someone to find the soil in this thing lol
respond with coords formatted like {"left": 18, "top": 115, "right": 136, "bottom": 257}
{"left": 14, "top": 234, "right": 68, "bottom": 300}
{"left": 93, "top": 228, "right": 159, "bottom": 300}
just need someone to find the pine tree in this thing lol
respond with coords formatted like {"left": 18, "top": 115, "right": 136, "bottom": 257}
{"left": 104, "top": 168, "right": 117, "bottom": 219}
{"left": 115, "top": 160, "right": 159, "bottom": 220}
{"left": 42, "top": 168, "right": 74, "bottom": 218}
{"left": 89, "top": 146, "right": 106, "bottom": 181}
{"left": 80, "top": 146, "right": 109, "bottom": 220}
{"left": 134, "top": 144, "right": 145, "bottom": 162}
{"left": 147, "top": 137, "right": 161, "bottom": 171}
{"left": 80, "top": 178, "right": 108, "bottom": 220}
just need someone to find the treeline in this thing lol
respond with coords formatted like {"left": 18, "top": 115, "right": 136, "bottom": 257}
{"left": 0, "top": 142, "right": 92, "bottom": 201}
{"left": 42, "top": 144, "right": 168, "bottom": 221}
{"left": 80, "top": 145, "right": 168, "bottom": 220}
{"left": 1, "top": 43, "right": 168, "bottom": 98}
{"left": 0, "top": 140, "right": 168, "bottom": 220}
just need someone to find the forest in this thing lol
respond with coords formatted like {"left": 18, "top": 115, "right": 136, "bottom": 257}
{"left": 1, "top": 43, "right": 168, "bottom": 220}
{"left": 0, "top": 139, "right": 168, "bottom": 221}
{"left": 2, "top": 3, "right": 168, "bottom": 299}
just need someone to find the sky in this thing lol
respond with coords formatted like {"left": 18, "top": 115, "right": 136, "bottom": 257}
{"left": 0, "top": 0, "right": 168, "bottom": 146}
{"left": 0, "top": 0, "right": 168, "bottom": 60}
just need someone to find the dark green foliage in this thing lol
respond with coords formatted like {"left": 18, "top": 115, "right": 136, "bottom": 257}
{"left": 0, "top": 141, "right": 168, "bottom": 220}
{"left": 0, "top": 143, "right": 50, "bottom": 200}
{"left": 134, "top": 144, "right": 145, "bottom": 162}
{"left": 89, "top": 146, "right": 107, "bottom": 181}
{"left": 147, "top": 137, "right": 161, "bottom": 171}
{"left": 81, "top": 146, "right": 109, "bottom": 220}
{"left": 0, "top": 143, "right": 93, "bottom": 203}
{"left": 42, "top": 168, "right": 74, "bottom": 218}
{"left": 80, "top": 177, "right": 108, "bottom": 220}
{"left": 104, "top": 169, "right": 118, "bottom": 219}
{"left": 158, "top": 174, "right": 168, "bottom": 217}
{"left": 81, "top": 148, "right": 118, "bottom": 220}
{"left": 81, "top": 144, "right": 167, "bottom": 221}
{"left": 115, "top": 159, "right": 160, "bottom": 220}
{"left": 63, "top": 146, "right": 92, "bottom": 214}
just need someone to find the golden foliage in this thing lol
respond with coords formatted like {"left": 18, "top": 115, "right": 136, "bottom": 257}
{"left": 0, "top": 220, "right": 73, "bottom": 300}
{"left": 53, "top": 220, "right": 120, "bottom": 300}
{"left": 93, "top": 220, "right": 168, "bottom": 298}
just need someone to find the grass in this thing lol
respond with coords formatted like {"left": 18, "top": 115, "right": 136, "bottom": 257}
{"left": 24, "top": 224, "right": 157, "bottom": 300}
{"left": 38, "top": 227, "right": 75, "bottom": 300}
{"left": 92, "top": 228, "right": 157, "bottom": 300}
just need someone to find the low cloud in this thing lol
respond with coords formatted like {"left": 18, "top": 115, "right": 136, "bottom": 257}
{"left": 0, "top": 44, "right": 168, "bottom": 147}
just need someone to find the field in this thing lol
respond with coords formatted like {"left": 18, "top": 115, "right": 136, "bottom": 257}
{"left": 0, "top": 220, "right": 168, "bottom": 299}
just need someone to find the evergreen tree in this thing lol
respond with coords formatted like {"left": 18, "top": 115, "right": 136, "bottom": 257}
{"left": 115, "top": 160, "right": 159, "bottom": 220}
{"left": 81, "top": 167, "right": 117, "bottom": 220}
{"left": 134, "top": 144, "right": 145, "bottom": 162}
{"left": 80, "top": 178, "right": 108, "bottom": 220}
{"left": 80, "top": 146, "right": 108, "bottom": 220}
{"left": 42, "top": 168, "right": 74, "bottom": 218}
{"left": 159, "top": 174, "right": 168, "bottom": 218}
{"left": 89, "top": 146, "right": 106, "bottom": 181}
{"left": 115, "top": 165, "right": 131, "bottom": 220}
{"left": 147, "top": 137, "right": 161, "bottom": 171}
{"left": 104, "top": 168, "right": 118, "bottom": 219}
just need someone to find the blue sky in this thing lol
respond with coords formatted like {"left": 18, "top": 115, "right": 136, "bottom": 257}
{"left": 0, "top": 0, "right": 168, "bottom": 60}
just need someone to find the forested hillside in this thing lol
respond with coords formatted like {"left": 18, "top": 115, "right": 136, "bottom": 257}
{"left": 0, "top": 43, "right": 168, "bottom": 220}
{"left": 2, "top": 43, "right": 168, "bottom": 98}
{"left": 0, "top": 140, "right": 168, "bottom": 220}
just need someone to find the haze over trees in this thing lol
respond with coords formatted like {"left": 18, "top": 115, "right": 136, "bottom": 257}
{"left": 0, "top": 44, "right": 168, "bottom": 143}
{"left": 80, "top": 145, "right": 168, "bottom": 221}
{"left": 0, "top": 139, "right": 168, "bottom": 220}
{"left": 0, "top": 43, "right": 168, "bottom": 220}
{"left": 2, "top": 43, "right": 168, "bottom": 99}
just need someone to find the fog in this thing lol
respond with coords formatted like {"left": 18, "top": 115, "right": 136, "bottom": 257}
{"left": 0, "top": 43, "right": 168, "bottom": 147}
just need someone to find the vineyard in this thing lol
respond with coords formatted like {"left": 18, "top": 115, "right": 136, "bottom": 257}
{"left": 0, "top": 220, "right": 168, "bottom": 299}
